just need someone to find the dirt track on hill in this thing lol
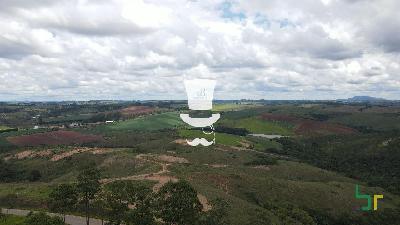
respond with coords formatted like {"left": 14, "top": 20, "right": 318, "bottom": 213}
{"left": 4, "top": 147, "right": 114, "bottom": 161}
{"left": 100, "top": 153, "right": 211, "bottom": 211}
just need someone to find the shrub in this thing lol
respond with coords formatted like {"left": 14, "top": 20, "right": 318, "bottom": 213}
{"left": 25, "top": 212, "right": 65, "bottom": 225}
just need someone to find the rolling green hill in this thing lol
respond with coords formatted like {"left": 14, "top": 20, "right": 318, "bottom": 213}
{"left": 1, "top": 102, "right": 400, "bottom": 225}
{"left": 99, "top": 112, "right": 185, "bottom": 131}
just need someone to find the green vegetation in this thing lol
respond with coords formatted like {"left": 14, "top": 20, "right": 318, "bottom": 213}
{"left": 329, "top": 113, "right": 400, "bottom": 131}
{"left": 102, "top": 112, "right": 184, "bottom": 131}
{"left": 275, "top": 134, "right": 400, "bottom": 194}
{"left": 2, "top": 101, "right": 400, "bottom": 225}
{"left": 0, "top": 126, "right": 10, "bottom": 131}
{"left": 25, "top": 212, "right": 65, "bottom": 225}
{"left": 244, "top": 154, "right": 277, "bottom": 166}
{"left": 48, "top": 184, "right": 77, "bottom": 222}
{"left": 213, "top": 103, "right": 259, "bottom": 111}
{"left": 157, "top": 180, "right": 203, "bottom": 225}
{"left": 45, "top": 167, "right": 230, "bottom": 225}
{"left": 219, "top": 116, "right": 293, "bottom": 135}
{"left": 245, "top": 135, "right": 282, "bottom": 151}
{"left": 178, "top": 129, "right": 244, "bottom": 146}
{"left": 0, "top": 183, "right": 51, "bottom": 202}
{"left": 76, "top": 165, "right": 101, "bottom": 225}
{"left": 0, "top": 214, "right": 26, "bottom": 225}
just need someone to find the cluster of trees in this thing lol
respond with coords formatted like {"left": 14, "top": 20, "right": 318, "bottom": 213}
{"left": 48, "top": 166, "right": 229, "bottom": 225}
{"left": 214, "top": 126, "right": 249, "bottom": 136}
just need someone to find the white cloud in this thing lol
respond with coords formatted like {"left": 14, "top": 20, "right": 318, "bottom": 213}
{"left": 0, "top": 0, "right": 399, "bottom": 100}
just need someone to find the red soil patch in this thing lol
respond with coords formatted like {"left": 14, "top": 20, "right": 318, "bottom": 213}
{"left": 294, "top": 121, "right": 357, "bottom": 135}
{"left": 261, "top": 113, "right": 357, "bottom": 135}
{"left": 7, "top": 131, "right": 103, "bottom": 147}
{"left": 120, "top": 106, "right": 155, "bottom": 118}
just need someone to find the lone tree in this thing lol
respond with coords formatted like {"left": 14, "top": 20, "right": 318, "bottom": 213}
{"left": 77, "top": 166, "right": 101, "bottom": 225}
{"left": 102, "top": 181, "right": 129, "bottom": 225}
{"left": 125, "top": 183, "right": 155, "bottom": 225}
{"left": 92, "top": 191, "right": 108, "bottom": 225}
{"left": 48, "top": 183, "right": 78, "bottom": 222}
{"left": 156, "top": 180, "right": 202, "bottom": 225}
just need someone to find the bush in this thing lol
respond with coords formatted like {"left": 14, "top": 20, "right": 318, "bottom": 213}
{"left": 25, "top": 212, "right": 65, "bottom": 225}
{"left": 27, "top": 170, "right": 42, "bottom": 182}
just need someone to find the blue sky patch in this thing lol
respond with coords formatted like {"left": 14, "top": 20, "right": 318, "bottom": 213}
{"left": 219, "top": 1, "right": 246, "bottom": 21}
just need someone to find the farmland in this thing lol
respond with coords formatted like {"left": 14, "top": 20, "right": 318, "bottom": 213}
{"left": 0, "top": 101, "right": 400, "bottom": 225}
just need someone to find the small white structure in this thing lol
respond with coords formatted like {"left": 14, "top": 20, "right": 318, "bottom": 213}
{"left": 105, "top": 120, "right": 115, "bottom": 124}
{"left": 70, "top": 122, "right": 80, "bottom": 128}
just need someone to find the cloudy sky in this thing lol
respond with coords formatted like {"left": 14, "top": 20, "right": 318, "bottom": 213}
{"left": 0, "top": 0, "right": 399, "bottom": 100}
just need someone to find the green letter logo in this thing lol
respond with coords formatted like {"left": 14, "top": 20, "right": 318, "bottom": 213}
{"left": 355, "top": 185, "right": 383, "bottom": 211}
{"left": 355, "top": 184, "right": 371, "bottom": 211}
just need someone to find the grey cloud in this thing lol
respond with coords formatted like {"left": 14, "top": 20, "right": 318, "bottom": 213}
{"left": 47, "top": 21, "right": 153, "bottom": 36}
{"left": 0, "top": 0, "right": 56, "bottom": 11}
{"left": 366, "top": 18, "right": 400, "bottom": 52}
{"left": 0, "top": 0, "right": 399, "bottom": 100}
{"left": 271, "top": 25, "right": 362, "bottom": 60}
{"left": 0, "top": 37, "right": 36, "bottom": 59}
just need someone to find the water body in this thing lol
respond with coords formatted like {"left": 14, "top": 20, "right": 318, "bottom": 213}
{"left": 248, "top": 134, "right": 285, "bottom": 139}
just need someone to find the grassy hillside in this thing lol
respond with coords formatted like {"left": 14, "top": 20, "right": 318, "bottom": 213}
{"left": 99, "top": 112, "right": 185, "bottom": 131}
{"left": 1, "top": 102, "right": 400, "bottom": 225}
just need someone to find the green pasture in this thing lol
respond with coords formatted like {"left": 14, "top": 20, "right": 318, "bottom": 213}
{"left": 101, "top": 112, "right": 185, "bottom": 131}
{"left": 213, "top": 103, "right": 259, "bottom": 112}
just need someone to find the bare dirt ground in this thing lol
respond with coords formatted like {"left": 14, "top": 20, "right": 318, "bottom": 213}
{"left": 252, "top": 165, "right": 271, "bottom": 170}
{"left": 4, "top": 147, "right": 115, "bottom": 161}
{"left": 203, "top": 163, "right": 228, "bottom": 168}
{"left": 50, "top": 148, "right": 92, "bottom": 161}
{"left": 5, "top": 149, "right": 53, "bottom": 160}
{"left": 120, "top": 106, "right": 156, "bottom": 118}
{"left": 173, "top": 138, "right": 188, "bottom": 146}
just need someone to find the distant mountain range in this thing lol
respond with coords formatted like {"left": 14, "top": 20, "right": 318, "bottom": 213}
{"left": 337, "top": 96, "right": 387, "bottom": 102}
